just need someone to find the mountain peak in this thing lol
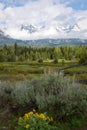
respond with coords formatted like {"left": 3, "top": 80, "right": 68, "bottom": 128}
{"left": 20, "top": 24, "right": 38, "bottom": 33}
{"left": 56, "top": 23, "right": 80, "bottom": 33}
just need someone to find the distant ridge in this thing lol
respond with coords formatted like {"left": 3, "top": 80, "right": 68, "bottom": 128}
{"left": 0, "top": 36, "right": 87, "bottom": 47}
{"left": 0, "top": 30, "right": 87, "bottom": 46}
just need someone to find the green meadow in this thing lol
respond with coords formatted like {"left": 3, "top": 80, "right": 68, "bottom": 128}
{"left": 0, "top": 61, "right": 87, "bottom": 85}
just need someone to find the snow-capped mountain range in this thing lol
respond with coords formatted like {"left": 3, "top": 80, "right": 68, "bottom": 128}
{"left": 20, "top": 23, "right": 80, "bottom": 34}
{"left": 20, "top": 23, "right": 81, "bottom": 34}
{"left": 0, "top": 23, "right": 82, "bottom": 40}
{"left": 0, "top": 23, "right": 87, "bottom": 46}
{"left": 0, "top": 20, "right": 87, "bottom": 40}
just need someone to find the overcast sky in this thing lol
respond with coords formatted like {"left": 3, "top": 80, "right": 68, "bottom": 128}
{"left": 0, "top": 0, "right": 87, "bottom": 40}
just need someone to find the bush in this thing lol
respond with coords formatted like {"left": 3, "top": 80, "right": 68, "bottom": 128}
{"left": 12, "top": 81, "right": 36, "bottom": 107}
{"left": 34, "top": 74, "right": 87, "bottom": 120}
{"left": 0, "top": 81, "right": 14, "bottom": 107}
{"left": 0, "top": 73, "right": 87, "bottom": 121}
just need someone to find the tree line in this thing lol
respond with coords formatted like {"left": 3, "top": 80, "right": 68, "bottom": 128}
{"left": 0, "top": 43, "right": 87, "bottom": 63}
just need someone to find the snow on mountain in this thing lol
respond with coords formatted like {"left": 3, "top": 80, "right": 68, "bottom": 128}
{"left": 72, "top": 24, "right": 80, "bottom": 31}
{"left": 0, "top": 26, "right": 87, "bottom": 46}
{"left": 19, "top": 23, "right": 81, "bottom": 37}
{"left": 20, "top": 24, "right": 39, "bottom": 33}
{"left": 56, "top": 24, "right": 80, "bottom": 33}
{"left": 0, "top": 22, "right": 86, "bottom": 40}
{"left": 18, "top": 23, "right": 81, "bottom": 37}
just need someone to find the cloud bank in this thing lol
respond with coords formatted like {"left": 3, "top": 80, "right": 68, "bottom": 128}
{"left": 0, "top": 0, "right": 87, "bottom": 40}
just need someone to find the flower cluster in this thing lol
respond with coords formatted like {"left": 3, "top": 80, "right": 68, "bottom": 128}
{"left": 17, "top": 109, "right": 53, "bottom": 130}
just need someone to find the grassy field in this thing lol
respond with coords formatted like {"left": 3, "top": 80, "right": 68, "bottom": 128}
{"left": 0, "top": 61, "right": 87, "bottom": 84}
{"left": 64, "top": 64, "right": 87, "bottom": 84}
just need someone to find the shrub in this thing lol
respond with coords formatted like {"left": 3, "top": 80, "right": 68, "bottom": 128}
{"left": 0, "top": 81, "right": 14, "bottom": 107}
{"left": 12, "top": 81, "right": 36, "bottom": 110}
{"left": 35, "top": 74, "right": 87, "bottom": 120}
{"left": 0, "top": 73, "right": 87, "bottom": 121}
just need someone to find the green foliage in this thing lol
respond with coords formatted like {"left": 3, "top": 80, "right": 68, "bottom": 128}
{"left": 34, "top": 74, "right": 87, "bottom": 120}
{"left": 53, "top": 58, "right": 58, "bottom": 64}
{"left": 38, "top": 58, "right": 43, "bottom": 63}
{"left": 0, "top": 81, "right": 14, "bottom": 107}
{"left": 7, "top": 53, "right": 16, "bottom": 62}
{"left": 62, "top": 59, "right": 65, "bottom": 65}
{"left": 16, "top": 110, "right": 55, "bottom": 130}
{"left": 79, "top": 55, "right": 87, "bottom": 63}
{"left": 0, "top": 73, "right": 87, "bottom": 121}
{"left": 13, "top": 81, "right": 35, "bottom": 106}
{"left": 0, "top": 74, "right": 87, "bottom": 130}
{"left": 76, "top": 46, "right": 87, "bottom": 63}
{"left": 18, "top": 55, "right": 25, "bottom": 61}
{"left": 0, "top": 44, "right": 87, "bottom": 63}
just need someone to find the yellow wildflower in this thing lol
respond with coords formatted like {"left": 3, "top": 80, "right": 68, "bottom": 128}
{"left": 18, "top": 117, "right": 22, "bottom": 124}
{"left": 28, "top": 111, "right": 33, "bottom": 116}
{"left": 39, "top": 113, "right": 46, "bottom": 120}
{"left": 25, "top": 124, "right": 30, "bottom": 129}
{"left": 24, "top": 114, "right": 29, "bottom": 121}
